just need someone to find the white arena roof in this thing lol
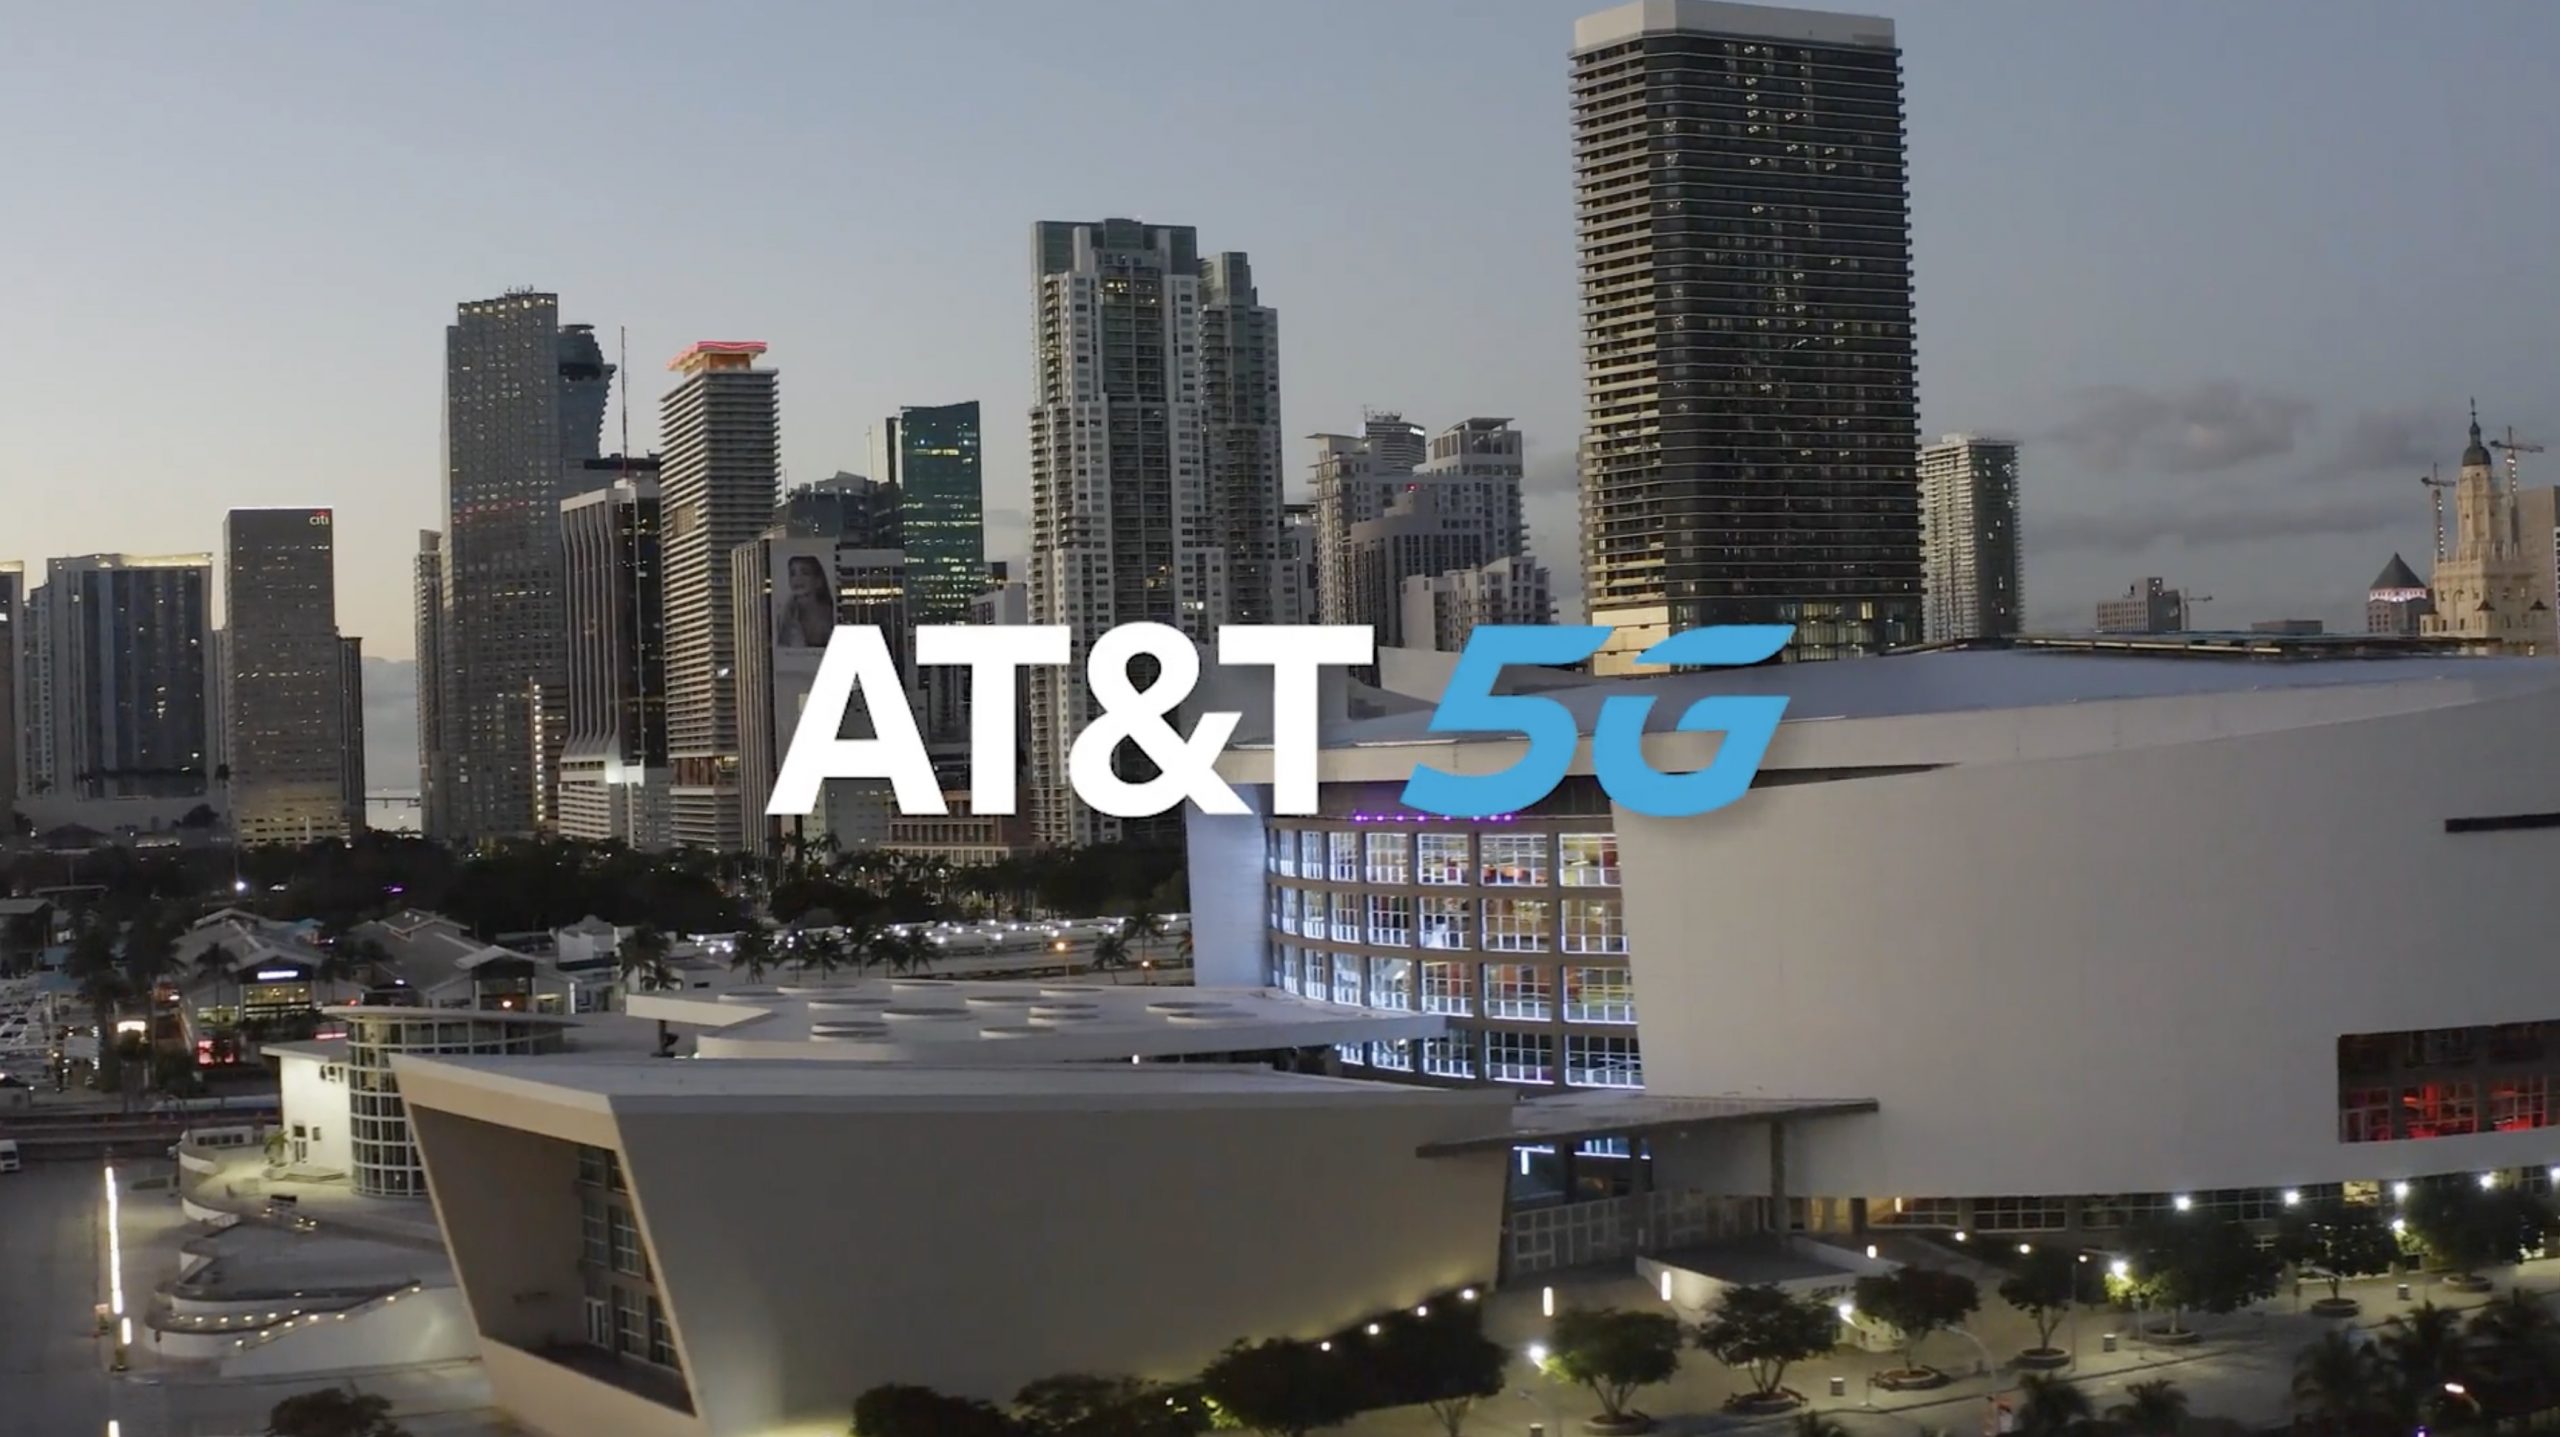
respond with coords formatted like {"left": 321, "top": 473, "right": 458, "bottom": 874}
{"left": 627, "top": 978, "right": 1444, "bottom": 1064}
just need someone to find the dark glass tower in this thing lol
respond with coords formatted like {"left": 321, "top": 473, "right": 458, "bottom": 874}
{"left": 1573, "top": 0, "right": 1919, "bottom": 667}
{"left": 884, "top": 402, "right": 984, "bottom": 626}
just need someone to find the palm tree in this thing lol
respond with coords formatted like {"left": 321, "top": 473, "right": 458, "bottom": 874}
{"left": 2013, "top": 1373, "right": 2095, "bottom": 1437}
{"left": 791, "top": 929, "right": 846, "bottom": 982}
{"left": 2107, "top": 1378, "right": 2189, "bottom": 1437}
{"left": 191, "top": 941, "right": 239, "bottom": 1024}
{"left": 78, "top": 965, "right": 131, "bottom": 1103}
{"left": 728, "top": 925, "right": 777, "bottom": 984}
{"left": 617, "top": 924, "right": 674, "bottom": 997}
{"left": 1089, "top": 929, "right": 1131, "bottom": 985}
{"left": 2376, "top": 1302, "right": 2471, "bottom": 1416}
{"left": 2291, "top": 1329, "right": 2387, "bottom": 1435}
{"left": 2466, "top": 1288, "right": 2559, "bottom": 1417}
{"left": 1121, "top": 908, "right": 1165, "bottom": 968}
{"left": 1174, "top": 926, "right": 1195, "bottom": 969}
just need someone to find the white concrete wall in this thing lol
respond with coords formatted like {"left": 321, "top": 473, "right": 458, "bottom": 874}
{"left": 216, "top": 1286, "right": 474, "bottom": 1377}
{"left": 1620, "top": 684, "right": 2560, "bottom": 1198}
{"left": 1184, "top": 795, "right": 1272, "bottom": 988}
{"left": 277, "top": 1050, "right": 353, "bottom": 1173}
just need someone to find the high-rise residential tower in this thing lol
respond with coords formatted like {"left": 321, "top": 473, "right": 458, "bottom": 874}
{"left": 1028, "top": 219, "right": 1225, "bottom": 847}
{"left": 1199, "top": 255, "right": 1284, "bottom": 626}
{"left": 338, "top": 635, "right": 366, "bottom": 837}
{"left": 1310, "top": 411, "right": 1430, "bottom": 625}
{"left": 412, "top": 531, "right": 447, "bottom": 838}
{"left": 1573, "top": 0, "right": 1920, "bottom": 668}
{"left": 224, "top": 508, "right": 350, "bottom": 844}
{"left": 1309, "top": 414, "right": 1529, "bottom": 644}
{"left": 660, "top": 341, "right": 781, "bottom": 852}
{"left": 1918, "top": 435, "right": 2023, "bottom": 643}
{"left": 43, "top": 554, "right": 214, "bottom": 800}
{"left": 426, "top": 292, "right": 613, "bottom": 842}
{"left": 557, "top": 467, "right": 668, "bottom": 847}
{"left": 0, "top": 561, "right": 20, "bottom": 809}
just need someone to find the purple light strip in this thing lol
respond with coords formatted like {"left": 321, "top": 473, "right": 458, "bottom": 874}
{"left": 1345, "top": 811, "right": 1518, "bottom": 824}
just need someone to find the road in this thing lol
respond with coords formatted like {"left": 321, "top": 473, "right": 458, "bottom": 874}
{"left": 0, "top": 1160, "right": 110, "bottom": 1436}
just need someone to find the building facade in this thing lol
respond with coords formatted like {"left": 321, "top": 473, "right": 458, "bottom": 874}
{"left": 2367, "top": 554, "right": 2433, "bottom": 636}
{"left": 2422, "top": 411, "right": 2556, "bottom": 656}
{"left": 1573, "top": 0, "right": 1921, "bottom": 670}
{"left": 1027, "top": 219, "right": 1224, "bottom": 847}
{"left": 1401, "top": 554, "right": 1557, "bottom": 654}
{"left": 1277, "top": 502, "right": 1319, "bottom": 627}
{"left": 428, "top": 295, "right": 614, "bottom": 841}
{"left": 559, "top": 472, "right": 668, "bottom": 848}
{"left": 43, "top": 554, "right": 213, "bottom": 800}
{"left": 1918, "top": 434, "right": 2022, "bottom": 643}
{"left": 660, "top": 342, "right": 780, "bottom": 853}
{"left": 223, "top": 508, "right": 350, "bottom": 845}
{"left": 338, "top": 635, "right": 366, "bottom": 837}
{"left": 413, "top": 531, "right": 448, "bottom": 839}
{"left": 878, "top": 401, "right": 985, "bottom": 629}
{"left": 343, "top": 1006, "right": 572, "bottom": 1197}
{"left": 1199, "top": 254, "right": 1285, "bottom": 626}
{"left": 1309, "top": 414, "right": 1527, "bottom": 634}
{"left": 0, "top": 561, "right": 20, "bottom": 808}
{"left": 2095, "top": 577, "right": 2185, "bottom": 634}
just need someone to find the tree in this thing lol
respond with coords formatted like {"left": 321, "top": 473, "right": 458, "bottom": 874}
{"left": 1088, "top": 929, "right": 1132, "bottom": 985}
{"left": 2374, "top": 1303, "right": 2471, "bottom": 1419}
{"left": 2108, "top": 1378, "right": 2188, "bottom": 1437}
{"left": 1370, "top": 1308, "right": 1508, "bottom": 1437}
{"left": 617, "top": 924, "right": 674, "bottom": 996}
{"left": 2275, "top": 1201, "right": 2399, "bottom": 1308}
{"left": 1547, "top": 1307, "right": 1683, "bottom": 1423}
{"left": 1012, "top": 1373, "right": 1205, "bottom": 1437}
{"left": 2114, "top": 1217, "right": 2280, "bottom": 1337}
{"left": 791, "top": 928, "right": 848, "bottom": 982}
{"left": 2404, "top": 1182, "right": 2550, "bottom": 1285}
{"left": 727, "top": 924, "right": 777, "bottom": 983}
{"left": 1197, "top": 1338, "right": 1365, "bottom": 1437}
{"left": 1120, "top": 910, "right": 1165, "bottom": 970}
{"left": 1693, "top": 1285, "right": 1836, "bottom": 1403}
{"left": 1852, "top": 1266, "right": 1979, "bottom": 1376}
{"left": 2466, "top": 1288, "right": 2560, "bottom": 1418}
{"left": 2290, "top": 1330, "right": 2388, "bottom": 1435}
{"left": 1997, "top": 1247, "right": 2080, "bottom": 1356}
{"left": 265, "top": 1387, "right": 410, "bottom": 1437}
{"left": 852, "top": 1383, "right": 1020, "bottom": 1437}
{"left": 2013, "top": 1373, "right": 2094, "bottom": 1437}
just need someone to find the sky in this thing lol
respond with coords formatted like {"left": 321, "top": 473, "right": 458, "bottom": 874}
{"left": 7, "top": 1, "right": 2560, "bottom": 785}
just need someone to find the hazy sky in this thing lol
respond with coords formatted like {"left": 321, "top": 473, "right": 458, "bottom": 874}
{"left": 6, "top": 0, "right": 2558, "bottom": 670}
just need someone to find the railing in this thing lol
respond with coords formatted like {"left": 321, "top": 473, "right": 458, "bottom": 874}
{"left": 226, "top": 1280, "right": 428, "bottom": 1354}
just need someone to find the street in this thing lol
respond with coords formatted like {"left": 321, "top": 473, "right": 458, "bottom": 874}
{"left": 0, "top": 1160, "right": 110, "bottom": 1436}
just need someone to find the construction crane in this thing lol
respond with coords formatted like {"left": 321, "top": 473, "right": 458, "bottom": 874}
{"left": 2182, "top": 593, "right": 2215, "bottom": 631}
{"left": 2492, "top": 425, "right": 2546, "bottom": 504}
{"left": 2422, "top": 465, "right": 2455, "bottom": 562}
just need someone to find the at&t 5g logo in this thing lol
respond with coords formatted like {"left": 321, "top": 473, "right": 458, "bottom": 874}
{"left": 766, "top": 623, "right": 1792, "bottom": 821}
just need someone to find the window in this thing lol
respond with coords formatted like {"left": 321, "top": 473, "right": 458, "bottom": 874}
{"left": 1972, "top": 1195, "right": 2069, "bottom": 1232}
{"left": 1481, "top": 833, "right": 1550, "bottom": 885}
{"left": 1279, "top": 947, "right": 1301, "bottom": 995}
{"left": 1561, "top": 898, "right": 1626, "bottom": 954}
{"left": 1561, "top": 833, "right": 1621, "bottom": 886}
{"left": 1337, "top": 1042, "right": 1367, "bottom": 1068}
{"left": 1332, "top": 954, "right": 1364, "bottom": 1006}
{"left": 2341, "top": 1088, "right": 2392, "bottom": 1143}
{"left": 608, "top": 1205, "right": 646, "bottom": 1277}
{"left": 1417, "top": 833, "right": 1471, "bottom": 885}
{"left": 648, "top": 1295, "right": 677, "bottom": 1369}
{"left": 617, "top": 1286, "right": 648, "bottom": 1358}
{"left": 1420, "top": 896, "right": 1471, "bottom": 950}
{"left": 1424, "top": 1034, "right": 1476, "bottom": 1078}
{"left": 1369, "top": 957, "right": 1413, "bottom": 1011}
{"left": 1422, "top": 961, "right": 1474, "bottom": 1015}
{"left": 1368, "top": 894, "right": 1413, "bottom": 947}
{"left": 2401, "top": 1082, "right": 2478, "bottom": 1138}
{"left": 2491, "top": 1076, "right": 2549, "bottom": 1132}
{"left": 1304, "top": 952, "right": 1329, "bottom": 998}
{"left": 1484, "top": 964, "right": 1552, "bottom": 1020}
{"left": 1486, "top": 1031, "right": 1554, "bottom": 1084}
{"left": 1329, "top": 832, "right": 1359, "bottom": 882}
{"left": 1372, "top": 1039, "right": 1413, "bottom": 1072}
{"left": 580, "top": 1198, "right": 609, "bottom": 1266}
{"left": 584, "top": 1296, "right": 613, "bottom": 1350}
{"left": 1273, "top": 829, "right": 1296, "bottom": 878}
{"left": 1300, "top": 831, "right": 1324, "bottom": 876}
{"left": 1331, "top": 896, "right": 1372, "bottom": 942}
{"left": 1277, "top": 888, "right": 1299, "bottom": 937}
{"left": 1365, "top": 832, "right": 1410, "bottom": 885}
{"left": 1566, "top": 1034, "right": 1642, "bottom": 1089}
{"left": 1482, "top": 898, "right": 1552, "bottom": 952}
{"left": 1563, "top": 967, "right": 1636, "bottom": 1024}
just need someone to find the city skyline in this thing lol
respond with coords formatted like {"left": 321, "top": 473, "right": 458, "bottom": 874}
{"left": 7, "top": 2, "right": 2557, "bottom": 665}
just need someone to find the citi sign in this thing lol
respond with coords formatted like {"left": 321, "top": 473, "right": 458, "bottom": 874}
{"left": 766, "top": 623, "right": 1792, "bottom": 821}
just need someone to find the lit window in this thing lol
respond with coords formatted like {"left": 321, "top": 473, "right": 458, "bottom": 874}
{"left": 1482, "top": 898, "right": 1552, "bottom": 952}
{"left": 1561, "top": 833, "right": 1621, "bottom": 886}
{"left": 1329, "top": 832, "right": 1359, "bottom": 882}
{"left": 1304, "top": 952, "right": 1329, "bottom": 998}
{"left": 1417, "top": 833, "right": 1471, "bottom": 885}
{"left": 1486, "top": 1031, "right": 1554, "bottom": 1085}
{"left": 1561, "top": 898, "right": 1626, "bottom": 954}
{"left": 1481, "top": 833, "right": 1550, "bottom": 885}
{"left": 1368, "top": 895, "right": 1413, "bottom": 947}
{"left": 1300, "top": 831, "right": 1325, "bottom": 876}
{"left": 1272, "top": 830, "right": 1296, "bottom": 878}
{"left": 1420, "top": 896, "right": 1472, "bottom": 950}
{"left": 1484, "top": 965, "right": 1552, "bottom": 1020}
{"left": 1566, "top": 1034, "right": 1642, "bottom": 1089}
{"left": 1421, "top": 961, "right": 1474, "bottom": 1016}
{"left": 1365, "top": 832, "right": 1410, "bottom": 885}
{"left": 1369, "top": 957, "right": 1414, "bottom": 1011}
{"left": 1331, "top": 892, "right": 1362, "bottom": 942}
{"left": 1332, "top": 955, "right": 1365, "bottom": 1006}
{"left": 1562, "top": 967, "right": 1636, "bottom": 1024}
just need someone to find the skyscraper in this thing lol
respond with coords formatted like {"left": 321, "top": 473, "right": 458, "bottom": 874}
{"left": 779, "top": 472, "right": 900, "bottom": 550}
{"left": 0, "top": 561, "right": 21, "bottom": 810}
{"left": 1918, "top": 435, "right": 2023, "bottom": 643}
{"left": 1573, "top": 0, "right": 1920, "bottom": 668}
{"left": 1199, "top": 255, "right": 1284, "bottom": 625}
{"left": 1401, "top": 554, "right": 1557, "bottom": 654}
{"left": 558, "top": 468, "right": 668, "bottom": 847}
{"left": 224, "top": 508, "right": 350, "bottom": 844}
{"left": 876, "top": 402, "right": 985, "bottom": 625}
{"left": 1310, "top": 415, "right": 1529, "bottom": 643}
{"left": 1311, "top": 411, "right": 1430, "bottom": 625}
{"left": 660, "top": 341, "right": 781, "bottom": 852}
{"left": 1276, "top": 502, "right": 1319, "bottom": 626}
{"left": 427, "top": 292, "right": 614, "bottom": 841}
{"left": 1028, "top": 219, "right": 1225, "bottom": 848}
{"left": 338, "top": 636, "right": 366, "bottom": 838}
{"left": 412, "top": 531, "right": 446, "bottom": 838}
{"left": 43, "top": 554, "right": 213, "bottom": 800}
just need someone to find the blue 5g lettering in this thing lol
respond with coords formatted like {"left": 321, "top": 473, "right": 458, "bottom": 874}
{"left": 1399, "top": 624, "right": 1793, "bottom": 819}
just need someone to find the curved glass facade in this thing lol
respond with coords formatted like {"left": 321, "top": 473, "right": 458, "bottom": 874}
{"left": 1262, "top": 783, "right": 1638, "bottom": 1091}
{"left": 348, "top": 1010, "right": 569, "bottom": 1197}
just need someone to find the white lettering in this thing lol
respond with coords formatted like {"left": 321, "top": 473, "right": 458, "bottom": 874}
{"left": 1218, "top": 625, "right": 1375, "bottom": 815}
{"left": 915, "top": 624, "right": 1068, "bottom": 814}
{"left": 765, "top": 628, "right": 944, "bottom": 817}
{"left": 1068, "top": 623, "right": 1247, "bottom": 817}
